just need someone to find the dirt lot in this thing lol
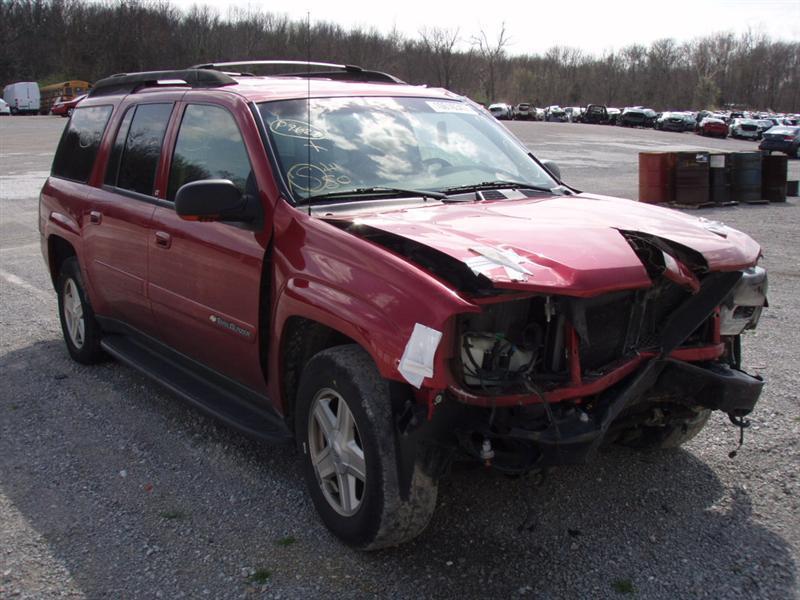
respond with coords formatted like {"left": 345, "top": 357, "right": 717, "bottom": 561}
{"left": 1, "top": 116, "right": 798, "bottom": 599}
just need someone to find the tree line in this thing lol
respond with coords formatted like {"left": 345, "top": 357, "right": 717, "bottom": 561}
{"left": 1, "top": 0, "right": 798, "bottom": 112}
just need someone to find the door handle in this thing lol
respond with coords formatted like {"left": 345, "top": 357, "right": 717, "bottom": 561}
{"left": 154, "top": 231, "right": 172, "bottom": 249}
{"left": 89, "top": 210, "right": 102, "bottom": 224}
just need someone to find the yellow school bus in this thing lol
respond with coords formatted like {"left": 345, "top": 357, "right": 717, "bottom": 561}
{"left": 39, "top": 80, "right": 91, "bottom": 114}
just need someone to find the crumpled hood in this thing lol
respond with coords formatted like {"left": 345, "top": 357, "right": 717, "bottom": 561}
{"left": 336, "top": 193, "right": 761, "bottom": 296}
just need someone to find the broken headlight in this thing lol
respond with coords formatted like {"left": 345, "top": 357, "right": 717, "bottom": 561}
{"left": 719, "top": 266, "right": 767, "bottom": 336}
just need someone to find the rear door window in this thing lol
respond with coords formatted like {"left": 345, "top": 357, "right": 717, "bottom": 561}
{"left": 51, "top": 105, "right": 113, "bottom": 183}
{"left": 108, "top": 103, "right": 173, "bottom": 196}
{"left": 167, "top": 104, "right": 253, "bottom": 201}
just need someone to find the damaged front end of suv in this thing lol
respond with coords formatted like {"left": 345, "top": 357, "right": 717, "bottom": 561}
{"left": 370, "top": 215, "right": 768, "bottom": 481}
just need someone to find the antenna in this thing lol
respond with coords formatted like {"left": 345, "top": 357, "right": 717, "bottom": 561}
{"left": 306, "top": 10, "right": 312, "bottom": 217}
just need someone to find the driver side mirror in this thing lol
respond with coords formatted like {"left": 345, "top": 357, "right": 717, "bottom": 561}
{"left": 175, "top": 179, "right": 254, "bottom": 222}
{"left": 541, "top": 160, "right": 562, "bottom": 181}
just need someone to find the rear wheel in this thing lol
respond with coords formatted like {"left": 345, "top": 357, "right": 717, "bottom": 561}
{"left": 297, "top": 345, "right": 438, "bottom": 549}
{"left": 57, "top": 257, "right": 104, "bottom": 364}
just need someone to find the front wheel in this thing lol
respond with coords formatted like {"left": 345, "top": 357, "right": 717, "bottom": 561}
{"left": 297, "top": 345, "right": 438, "bottom": 549}
{"left": 57, "top": 257, "right": 105, "bottom": 364}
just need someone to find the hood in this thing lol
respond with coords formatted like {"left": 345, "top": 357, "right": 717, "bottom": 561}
{"left": 331, "top": 194, "right": 761, "bottom": 297}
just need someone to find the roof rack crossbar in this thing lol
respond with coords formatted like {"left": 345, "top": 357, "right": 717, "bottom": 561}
{"left": 192, "top": 60, "right": 357, "bottom": 70}
{"left": 88, "top": 69, "right": 236, "bottom": 97}
{"left": 192, "top": 60, "right": 405, "bottom": 84}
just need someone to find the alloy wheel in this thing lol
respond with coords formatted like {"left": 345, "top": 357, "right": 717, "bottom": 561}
{"left": 308, "top": 388, "right": 366, "bottom": 516}
{"left": 63, "top": 278, "right": 85, "bottom": 349}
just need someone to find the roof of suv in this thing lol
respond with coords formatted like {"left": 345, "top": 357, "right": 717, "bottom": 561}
{"left": 85, "top": 64, "right": 463, "bottom": 104}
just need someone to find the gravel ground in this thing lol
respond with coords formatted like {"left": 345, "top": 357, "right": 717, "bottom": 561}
{"left": 1, "top": 116, "right": 798, "bottom": 599}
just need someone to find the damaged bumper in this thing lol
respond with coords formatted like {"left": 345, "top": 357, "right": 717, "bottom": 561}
{"left": 493, "top": 359, "right": 764, "bottom": 466}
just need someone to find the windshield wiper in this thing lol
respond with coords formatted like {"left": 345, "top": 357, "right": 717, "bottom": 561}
{"left": 298, "top": 186, "right": 446, "bottom": 205}
{"left": 440, "top": 180, "right": 554, "bottom": 195}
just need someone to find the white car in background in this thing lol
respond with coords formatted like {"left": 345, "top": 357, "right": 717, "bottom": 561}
{"left": 488, "top": 103, "right": 513, "bottom": 120}
{"left": 0, "top": 98, "right": 10, "bottom": 115}
{"left": 729, "top": 118, "right": 761, "bottom": 140}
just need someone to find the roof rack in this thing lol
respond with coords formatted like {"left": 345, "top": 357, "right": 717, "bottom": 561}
{"left": 87, "top": 61, "right": 405, "bottom": 98}
{"left": 191, "top": 60, "right": 405, "bottom": 84}
{"left": 88, "top": 69, "right": 236, "bottom": 97}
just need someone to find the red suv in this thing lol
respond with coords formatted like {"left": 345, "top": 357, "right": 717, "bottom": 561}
{"left": 40, "top": 61, "right": 767, "bottom": 549}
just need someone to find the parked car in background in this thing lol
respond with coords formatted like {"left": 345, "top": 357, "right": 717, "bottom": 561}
{"left": 655, "top": 112, "right": 689, "bottom": 132}
{"left": 583, "top": 104, "right": 608, "bottom": 124}
{"left": 729, "top": 118, "right": 761, "bottom": 140}
{"left": 51, "top": 94, "right": 87, "bottom": 117}
{"left": 545, "top": 105, "right": 567, "bottom": 122}
{"left": 3, "top": 81, "right": 40, "bottom": 115}
{"left": 565, "top": 106, "right": 584, "bottom": 122}
{"left": 39, "top": 80, "right": 91, "bottom": 115}
{"left": 754, "top": 119, "right": 777, "bottom": 136}
{"left": 0, "top": 98, "right": 10, "bottom": 115}
{"left": 488, "top": 103, "right": 513, "bottom": 120}
{"left": 514, "top": 103, "right": 534, "bottom": 120}
{"left": 606, "top": 107, "right": 621, "bottom": 125}
{"left": 619, "top": 107, "right": 649, "bottom": 127}
{"left": 759, "top": 126, "right": 800, "bottom": 158}
{"left": 698, "top": 117, "right": 728, "bottom": 138}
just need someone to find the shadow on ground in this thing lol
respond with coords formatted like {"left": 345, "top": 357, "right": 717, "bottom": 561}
{"left": 1, "top": 339, "right": 796, "bottom": 599}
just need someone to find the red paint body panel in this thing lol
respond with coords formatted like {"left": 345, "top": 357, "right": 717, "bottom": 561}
{"left": 331, "top": 193, "right": 760, "bottom": 297}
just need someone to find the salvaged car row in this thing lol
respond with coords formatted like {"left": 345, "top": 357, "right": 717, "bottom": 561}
{"left": 488, "top": 102, "right": 800, "bottom": 156}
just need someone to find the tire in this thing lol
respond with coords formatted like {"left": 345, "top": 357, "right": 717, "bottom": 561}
{"left": 296, "top": 344, "right": 438, "bottom": 550}
{"left": 67, "top": 108, "right": 74, "bottom": 117}
{"left": 57, "top": 257, "right": 105, "bottom": 364}
{"left": 615, "top": 408, "right": 711, "bottom": 450}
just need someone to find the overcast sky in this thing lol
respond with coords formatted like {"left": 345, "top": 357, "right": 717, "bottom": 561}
{"left": 167, "top": 0, "right": 800, "bottom": 55}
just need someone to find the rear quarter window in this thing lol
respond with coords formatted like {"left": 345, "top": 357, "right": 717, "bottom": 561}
{"left": 51, "top": 105, "right": 113, "bottom": 183}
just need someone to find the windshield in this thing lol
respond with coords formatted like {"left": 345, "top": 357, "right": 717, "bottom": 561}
{"left": 258, "top": 97, "right": 556, "bottom": 203}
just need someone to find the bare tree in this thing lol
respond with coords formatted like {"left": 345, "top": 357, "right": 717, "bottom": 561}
{"left": 419, "top": 26, "right": 460, "bottom": 88}
{"left": 472, "top": 23, "right": 510, "bottom": 102}
{"left": 1, "top": 2, "right": 798, "bottom": 113}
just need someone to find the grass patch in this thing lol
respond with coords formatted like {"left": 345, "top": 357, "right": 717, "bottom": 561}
{"left": 159, "top": 509, "right": 186, "bottom": 520}
{"left": 276, "top": 536, "right": 296, "bottom": 547}
{"left": 249, "top": 568, "right": 271, "bottom": 584}
{"left": 611, "top": 578, "right": 635, "bottom": 595}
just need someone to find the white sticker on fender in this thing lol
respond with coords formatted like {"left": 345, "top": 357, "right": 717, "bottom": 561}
{"left": 398, "top": 323, "right": 443, "bottom": 389}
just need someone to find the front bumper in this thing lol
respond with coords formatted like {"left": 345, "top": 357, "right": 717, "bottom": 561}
{"left": 495, "top": 358, "right": 763, "bottom": 465}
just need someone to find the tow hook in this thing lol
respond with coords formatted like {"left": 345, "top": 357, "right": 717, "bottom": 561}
{"left": 728, "top": 413, "right": 751, "bottom": 458}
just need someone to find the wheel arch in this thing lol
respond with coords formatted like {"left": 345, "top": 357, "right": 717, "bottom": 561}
{"left": 278, "top": 315, "right": 362, "bottom": 434}
{"left": 47, "top": 234, "right": 77, "bottom": 288}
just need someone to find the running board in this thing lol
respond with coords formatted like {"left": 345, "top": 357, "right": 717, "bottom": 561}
{"left": 100, "top": 333, "right": 292, "bottom": 443}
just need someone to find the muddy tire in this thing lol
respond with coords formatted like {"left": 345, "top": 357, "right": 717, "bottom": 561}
{"left": 57, "top": 257, "right": 105, "bottom": 364}
{"left": 615, "top": 409, "right": 712, "bottom": 450}
{"left": 296, "top": 344, "right": 437, "bottom": 549}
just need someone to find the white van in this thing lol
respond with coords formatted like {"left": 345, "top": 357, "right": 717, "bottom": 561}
{"left": 3, "top": 82, "right": 40, "bottom": 115}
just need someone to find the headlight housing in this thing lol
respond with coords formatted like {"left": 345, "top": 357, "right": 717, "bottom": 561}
{"left": 719, "top": 266, "right": 767, "bottom": 335}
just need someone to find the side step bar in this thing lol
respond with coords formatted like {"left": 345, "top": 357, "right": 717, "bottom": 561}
{"left": 100, "top": 333, "right": 293, "bottom": 443}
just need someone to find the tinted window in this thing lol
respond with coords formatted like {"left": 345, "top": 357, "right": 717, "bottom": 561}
{"left": 167, "top": 104, "right": 252, "bottom": 200}
{"left": 51, "top": 105, "right": 113, "bottom": 182}
{"left": 115, "top": 103, "right": 173, "bottom": 196}
{"left": 104, "top": 107, "right": 134, "bottom": 186}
